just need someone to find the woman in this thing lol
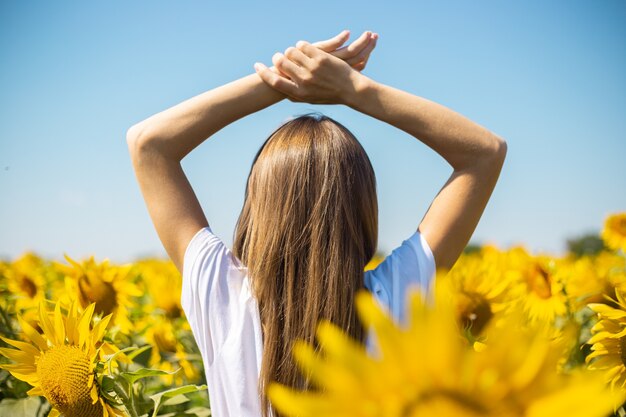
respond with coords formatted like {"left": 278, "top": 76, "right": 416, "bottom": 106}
{"left": 127, "top": 30, "right": 507, "bottom": 417}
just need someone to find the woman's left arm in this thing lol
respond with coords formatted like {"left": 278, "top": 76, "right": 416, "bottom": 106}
{"left": 127, "top": 74, "right": 283, "bottom": 272}
{"left": 127, "top": 31, "right": 377, "bottom": 272}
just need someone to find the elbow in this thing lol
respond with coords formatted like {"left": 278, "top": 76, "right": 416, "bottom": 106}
{"left": 464, "top": 134, "right": 507, "bottom": 174}
{"left": 126, "top": 124, "right": 147, "bottom": 159}
{"left": 482, "top": 134, "right": 507, "bottom": 166}
{"left": 126, "top": 123, "right": 162, "bottom": 161}
{"left": 126, "top": 124, "right": 182, "bottom": 163}
{"left": 491, "top": 135, "right": 508, "bottom": 162}
{"left": 125, "top": 124, "right": 142, "bottom": 157}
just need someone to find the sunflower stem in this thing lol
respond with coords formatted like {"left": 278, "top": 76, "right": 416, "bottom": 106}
{"left": 0, "top": 304, "right": 17, "bottom": 339}
{"left": 128, "top": 381, "right": 139, "bottom": 417}
{"left": 112, "top": 377, "right": 140, "bottom": 417}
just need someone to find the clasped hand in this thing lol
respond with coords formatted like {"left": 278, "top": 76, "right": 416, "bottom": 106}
{"left": 254, "top": 30, "right": 378, "bottom": 105}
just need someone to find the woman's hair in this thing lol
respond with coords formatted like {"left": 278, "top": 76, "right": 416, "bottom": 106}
{"left": 233, "top": 114, "right": 378, "bottom": 417}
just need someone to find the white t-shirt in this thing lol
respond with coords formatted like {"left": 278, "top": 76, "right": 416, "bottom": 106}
{"left": 181, "top": 226, "right": 436, "bottom": 417}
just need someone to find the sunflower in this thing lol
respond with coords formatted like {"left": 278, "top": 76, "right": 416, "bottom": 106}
{"left": 559, "top": 256, "right": 606, "bottom": 310}
{"left": 268, "top": 284, "right": 622, "bottom": 417}
{"left": 0, "top": 301, "right": 125, "bottom": 417}
{"left": 3, "top": 253, "right": 48, "bottom": 314}
{"left": 602, "top": 213, "right": 626, "bottom": 253}
{"left": 141, "top": 315, "right": 200, "bottom": 385}
{"left": 593, "top": 252, "right": 626, "bottom": 310}
{"left": 56, "top": 256, "right": 142, "bottom": 334}
{"left": 519, "top": 255, "right": 568, "bottom": 326}
{"left": 587, "top": 288, "right": 626, "bottom": 391}
{"left": 445, "top": 247, "right": 517, "bottom": 339}
{"left": 136, "top": 259, "right": 183, "bottom": 318}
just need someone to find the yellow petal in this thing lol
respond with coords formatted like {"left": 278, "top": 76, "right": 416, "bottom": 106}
{"left": 65, "top": 302, "right": 78, "bottom": 345}
{"left": 526, "top": 372, "right": 624, "bottom": 417}
{"left": 91, "top": 313, "right": 112, "bottom": 346}
{"left": 0, "top": 336, "right": 40, "bottom": 358}
{"left": 47, "top": 408, "right": 61, "bottom": 417}
{"left": 78, "top": 303, "right": 96, "bottom": 349}
{"left": 17, "top": 316, "right": 48, "bottom": 351}
{"left": 0, "top": 347, "right": 35, "bottom": 365}
{"left": 38, "top": 302, "right": 57, "bottom": 346}
{"left": 27, "top": 386, "right": 44, "bottom": 396}
{"left": 53, "top": 302, "right": 66, "bottom": 345}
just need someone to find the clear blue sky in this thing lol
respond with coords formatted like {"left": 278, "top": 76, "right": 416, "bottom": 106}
{"left": 1, "top": 1, "right": 625, "bottom": 262}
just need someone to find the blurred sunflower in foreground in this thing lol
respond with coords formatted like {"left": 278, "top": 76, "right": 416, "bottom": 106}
{"left": 269, "top": 282, "right": 623, "bottom": 417}
{"left": 0, "top": 301, "right": 125, "bottom": 417}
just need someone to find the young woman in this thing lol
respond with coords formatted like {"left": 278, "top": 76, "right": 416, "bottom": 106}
{"left": 127, "top": 30, "right": 507, "bottom": 417}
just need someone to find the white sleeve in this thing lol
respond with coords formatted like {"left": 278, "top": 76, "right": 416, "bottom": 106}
{"left": 364, "top": 231, "right": 436, "bottom": 326}
{"left": 181, "top": 226, "right": 244, "bottom": 367}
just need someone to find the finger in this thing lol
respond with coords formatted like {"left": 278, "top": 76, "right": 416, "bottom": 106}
{"left": 352, "top": 61, "right": 366, "bottom": 71}
{"left": 346, "top": 33, "right": 378, "bottom": 67}
{"left": 284, "top": 46, "right": 312, "bottom": 68}
{"left": 272, "top": 52, "right": 305, "bottom": 81}
{"left": 332, "top": 31, "right": 372, "bottom": 60}
{"left": 296, "top": 40, "right": 322, "bottom": 59}
{"left": 312, "top": 30, "right": 350, "bottom": 52}
{"left": 254, "top": 62, "right": 298, "bottom": 96}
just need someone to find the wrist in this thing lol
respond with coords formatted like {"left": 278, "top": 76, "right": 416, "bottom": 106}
{"left": 342, "top": 72, "right": 375, "bottom": 108}
{"left": 248, "top": 72, "right": 287, "bottom": 104}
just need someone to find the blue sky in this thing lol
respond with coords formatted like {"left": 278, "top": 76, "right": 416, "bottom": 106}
{"left": 1, "top": 1, "right": 624, "bottom": 262}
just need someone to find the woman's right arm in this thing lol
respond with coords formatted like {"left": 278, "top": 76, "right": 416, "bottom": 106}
{"left": 350, "top": 77, "right": 507, "bottom": 271}
{"left": 256, "top": 40, "right": 507, "bottom": 271}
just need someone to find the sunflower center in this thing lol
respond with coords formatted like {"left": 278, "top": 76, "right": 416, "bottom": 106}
{"left": 37, "top": 345, "right": 102, "bottom": 417}
{"left": 78, "top": 275, "right": 118, "bottom": 315}
{"left": 457, "top": 293, "right": 493, "bottom": 337}
{"left": 18, "top": 275, "right": 38, "bottom": 298}
{"left": 528, "top": 265, "right": 552, "bottom": 299}
{"left": 154, "top": 328, "right": 178, "bottom": 353}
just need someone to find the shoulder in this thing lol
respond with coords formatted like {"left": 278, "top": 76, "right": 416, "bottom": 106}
{"left": 181, "top": 226, "right": 247, "bottom": 313}
{"left": 183, "top": 227, "right": 245, "bottom": 276}
{"left": 364, "top": 230, "right": 436, "bottom": 323}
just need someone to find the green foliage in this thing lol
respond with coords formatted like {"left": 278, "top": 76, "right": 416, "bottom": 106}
{"left": 0, "top": 397, "right": 49, "bottom": 417}
{"left": 567, "top": 233, "right": 607, "bottom": 257}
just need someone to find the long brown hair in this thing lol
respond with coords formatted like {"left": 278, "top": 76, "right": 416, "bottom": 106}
{"left": 233, "top": 114, "right": 378, "bottom": 417}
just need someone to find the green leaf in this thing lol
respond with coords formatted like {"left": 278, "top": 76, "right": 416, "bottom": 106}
{"left": 99, "top": 375, "right": 125, "bottom": 405}
{"left": 184, "top": 406, "right": 212, "bottom": 416}
{"left": 0, "top": 397, "right": 45, "bottom": 417}
{"left": 162, "top": 394, "right": 189, "bottom": 407}
{"left": 126, "top": 345, "right": 152, "bottom": 362}
{"left": 105, "top": 345, "right": 152, "bottom": 375}
{"left": 149, "top": 384, "right": 207, "bottom": 417}
{"left": 120, "top": 367, "right": 179, "bottom": 385}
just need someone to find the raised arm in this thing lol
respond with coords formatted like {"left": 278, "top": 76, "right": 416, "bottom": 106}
{"left": 255, "top": 39, "right": 507, "bottom": 271}
{"left": 127, "top": 31, "right": 378, "bottom": 272}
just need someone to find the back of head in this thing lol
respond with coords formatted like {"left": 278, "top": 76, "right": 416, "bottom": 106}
{"left": 233, "top": 114, "right": 378, "bottom": 417}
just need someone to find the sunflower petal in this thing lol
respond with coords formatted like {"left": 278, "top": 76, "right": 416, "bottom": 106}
{"left": 38, "top": 302, "right": 57, "bottom": 346}
{"left": 53, "top": 302, "right": 66, "bottom": 345}
{"left": 79, "top": 303, "right": 96, "bottom": 349}
{"left": 0, "top": 336, "right": 40, "bottom": 358}
{"left": 0, "top": 347, "right": 35, "bottom": 365}
{"left": 17, "top": 316, "right": 48, "bottom": 351}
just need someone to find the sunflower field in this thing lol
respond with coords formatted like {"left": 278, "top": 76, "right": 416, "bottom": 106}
{"left": 1, "top": 213, "right": 625, "bottom": 417}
